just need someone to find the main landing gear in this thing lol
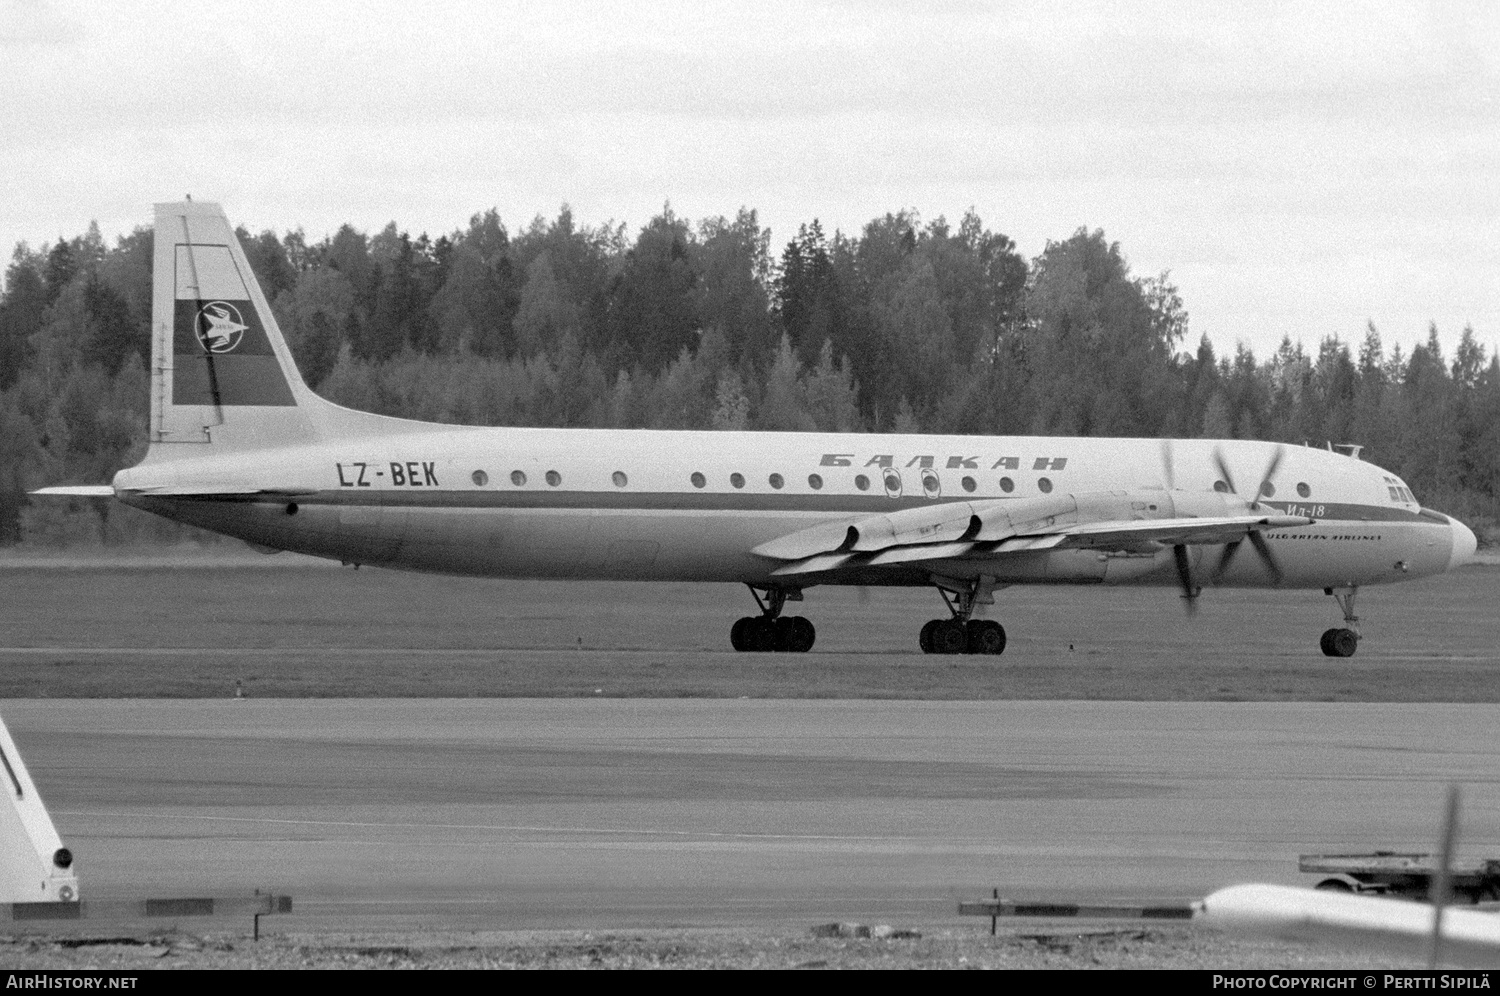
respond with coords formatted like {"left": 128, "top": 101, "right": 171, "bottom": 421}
{"left": 919, "top": 575, "right": 1006, "bottom": 655}
{"left": 1320, "top": 586, "right": 1361, "bottom": 658}
{"left": 730, "top": 585, "right": 816, "bottom": 653}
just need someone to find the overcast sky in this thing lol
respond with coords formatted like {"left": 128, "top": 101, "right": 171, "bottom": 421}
{"left": 3, "top": 0, "right": 1496, "bottom": 360}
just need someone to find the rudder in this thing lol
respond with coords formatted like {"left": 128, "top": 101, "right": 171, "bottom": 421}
{"left": 150, "top": 200, "right": 318, "bottom": 451}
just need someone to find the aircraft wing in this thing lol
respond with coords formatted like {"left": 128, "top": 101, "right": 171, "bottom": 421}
{"left": 756, "top": 493, "right": 1312, "bottom": 577}
{"left": 1048, "top": 515, "right": 1301, "bottom": 548}
{"left": 1199, "top": 883, "right": 1500, "bottom": 969}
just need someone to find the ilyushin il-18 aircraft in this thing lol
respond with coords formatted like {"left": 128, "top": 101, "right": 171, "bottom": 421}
{"left": 37, "top": 202, "right": 1478, "bottom": 656}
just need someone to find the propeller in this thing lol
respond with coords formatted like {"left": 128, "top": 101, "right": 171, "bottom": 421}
{"left": 1172, "top": 543, "right": 1199, "bottom": 616}
{"left": 1160, "top": 441, "right": 1199, "bottom": 613}
{"left": 1211, "top": 444, "right": 1287, "bottom": 586}
{"left": 1429, "top": 785, "right": 1460, "bottom": 970}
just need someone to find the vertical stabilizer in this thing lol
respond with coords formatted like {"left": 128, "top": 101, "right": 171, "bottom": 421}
{"left": 149, "top": 201, "right": 320, "bottom": 453}
{"left": 0, "top": 712, "right": 78, "bottom": 903}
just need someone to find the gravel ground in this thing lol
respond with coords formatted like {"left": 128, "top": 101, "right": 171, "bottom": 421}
{"left": 0, "top": 924, "right": 1422, "bottom": 970}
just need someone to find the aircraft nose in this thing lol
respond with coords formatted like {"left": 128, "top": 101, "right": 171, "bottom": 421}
{"left": 1449, "top": 517, "right": 1477, "bottom": 571}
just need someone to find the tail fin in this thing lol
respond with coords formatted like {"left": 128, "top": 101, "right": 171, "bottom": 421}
{"left": 149, "top": 201, "right": 319, "bottom": 452}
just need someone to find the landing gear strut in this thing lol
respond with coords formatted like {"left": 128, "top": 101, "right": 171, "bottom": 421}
{"left": 919, "top": 575, "right": 1006, "bottom": 655}
{"left": 1320, "top": 586, "right": 1360, "bottom": 658}
{"left": 730, "top": 585, "right": 816, "bottom": 653}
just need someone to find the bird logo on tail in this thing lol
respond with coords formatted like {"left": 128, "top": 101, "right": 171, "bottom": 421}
{"left": 195, "top": 302, "right": 249, "bottom": 353}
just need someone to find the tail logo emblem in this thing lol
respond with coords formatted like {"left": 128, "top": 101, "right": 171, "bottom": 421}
{"left": 195, "top": 302, "right": 249, "bottom": 353}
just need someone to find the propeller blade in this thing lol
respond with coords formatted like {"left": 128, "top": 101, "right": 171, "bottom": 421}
{"left": 1213, "top": 540, "right": 1242, "bottom": 582}
{"left": 1254, "top": 444, "right": 1286, "bottom": 504}
{"left": 1211, "top": 447, "right": 1237, "bottom": 495}
{"left": 1428, "top": 785, "right": 1461, "bottom": 969}
{"left": 1160, "top": 439, "right": 1176, "bottom": 490}
{"left": 1172, "top": 544, "right": 1199, "bottom": 615}
{"left": 1247, "top": 530, "right": 1285, "bottom": 586}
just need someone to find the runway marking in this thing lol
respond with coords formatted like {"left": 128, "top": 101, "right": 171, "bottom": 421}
{"left": 54, "top": 810, "right": 935, "bottom": 843}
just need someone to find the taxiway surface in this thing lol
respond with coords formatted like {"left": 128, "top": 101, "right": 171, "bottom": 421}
{"left": 7, "top": 699, "right": 1498, "bottom": 932}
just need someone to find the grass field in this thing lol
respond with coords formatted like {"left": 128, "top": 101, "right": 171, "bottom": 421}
{"left": 3, "top": 555, "right": 1497, "bottom": 700}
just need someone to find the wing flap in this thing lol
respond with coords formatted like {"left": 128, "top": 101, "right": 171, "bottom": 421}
{"left": 770, "top": 553, "right": 858, "bottom": 577}
{"left": 865, "top": 542, "right": 977, "bottom": 566}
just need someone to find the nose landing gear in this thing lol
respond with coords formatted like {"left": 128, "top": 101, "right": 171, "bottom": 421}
{"left": 919, "top": 575, "right": 1006, "bottom": 655}
{"left": 1320, "top": 586, "right": 1361, "bottom": 657}
{"left": 730, "top": 585, "right": 816, "bottom": 653}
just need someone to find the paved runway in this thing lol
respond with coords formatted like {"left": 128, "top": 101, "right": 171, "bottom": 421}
{"left": 6, "top": 700, "right": 1499, "bottom": 931}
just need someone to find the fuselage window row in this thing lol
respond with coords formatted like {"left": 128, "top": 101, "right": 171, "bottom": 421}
{"left": 408, "top": 469, "right": 1073, "bottom": 497}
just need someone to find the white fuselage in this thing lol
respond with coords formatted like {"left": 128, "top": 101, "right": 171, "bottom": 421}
{"left": 115, "top": 428, "right": 1468, "bottom": 591}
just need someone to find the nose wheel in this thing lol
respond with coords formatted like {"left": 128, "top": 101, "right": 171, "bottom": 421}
{"left": 730, "top": 585, "right": 816, "bottom": 653}
{"left": 1320, "top": 586, "right": 1361, "bottom": 657}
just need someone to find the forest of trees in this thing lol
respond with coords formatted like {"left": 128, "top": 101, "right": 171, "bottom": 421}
{"left": 2, "top": 205, "right": 1497, "bottom": 547}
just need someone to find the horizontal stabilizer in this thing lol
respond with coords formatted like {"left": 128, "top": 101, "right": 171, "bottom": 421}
{"left": 30, "top": 486, "right": 114, "bottom": 498}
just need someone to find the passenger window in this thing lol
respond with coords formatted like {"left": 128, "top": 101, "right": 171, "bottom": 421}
{"left": 1296, "top": 482, "right": 1310, "bottom": 498}
{"left": 511, "top": 470, "right": 527, "bottom": 486}
{"left": 730, "top": 473, "right": 745, "bottom": 489}
{"left": 690, "top": 472, "right": 706, "bottom": 489}
{"left": 612, "top": 471, "right": 627, "bottom": 487}
{"left": 769, "top": 473, "right": 784, "bottom": 489}
{"left": 920, "top": 469, "right": 940, "bottom": 497}
{"left": 471, "top": 470, "right": 488, "bottom": 487}
{"left": 807, "top": 474, "right": 823, "bottom": 490}
{"left": 882, "top": 469, "right": 902, "bottom": 497}
{"left": 999, "top": 477, "right": 1014, "bottom": 493}
{"left": 545, "top": 470, "right": 561, "bottom": 487}
{"left": 1038, "top": 477, "right": 1053, "bottom": 493}
{"left": 961, "top": 476, "right": 976, "bottom": 493}
{"left": 854, "top": 474, "right": 870, "bottom": 491}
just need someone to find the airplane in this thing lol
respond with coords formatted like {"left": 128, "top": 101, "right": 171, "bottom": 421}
{"left": 1200, "top": 789, "right": 1500, "bottom": 969}
{"left": 34, "top": 201, "right": 1479, "bottom": 656}
{"left": 1201, "top": 882, "right": 1500, "bottom": 969}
